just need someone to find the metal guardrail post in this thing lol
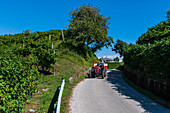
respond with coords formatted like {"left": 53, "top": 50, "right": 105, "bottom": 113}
{"left": 54, "top": 78, "right": 65, "bottom": 113}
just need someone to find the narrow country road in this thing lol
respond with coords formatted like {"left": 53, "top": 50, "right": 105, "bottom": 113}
{"left": 70, "top": 69, "right": 170, "bottom": 113}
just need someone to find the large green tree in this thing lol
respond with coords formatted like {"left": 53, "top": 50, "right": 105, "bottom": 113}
{"left": 112, "top": 39, "right": 130, "bottom": 57}
{"left": 67, "top": 5, "right": 114, "bottom": 52}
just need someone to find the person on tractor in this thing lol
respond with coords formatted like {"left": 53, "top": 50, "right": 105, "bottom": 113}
{"left": 89, "top": 59, "right": 107, "bottom": 78}
{"left": 97, "top": 61, "right": 101, "bottom": 67}
{"left": 101, "top": 60, "right": 104, "bottom": 66}
{"left": 97, "top": 61, "right": 102, "bottom": 73}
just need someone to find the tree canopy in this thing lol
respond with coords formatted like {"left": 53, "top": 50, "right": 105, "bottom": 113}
{"left": 112, "top": 21, "right": 170, "bottom": 80}
{"left": 112, "top": 39, "right": 132, "bottom": 57}
{"left": 67, "top": 5, "right": 114, "bottom": 52}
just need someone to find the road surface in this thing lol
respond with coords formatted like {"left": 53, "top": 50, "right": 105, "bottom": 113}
{"left": 70, "top": 69, "right": 170, "bottom": 113}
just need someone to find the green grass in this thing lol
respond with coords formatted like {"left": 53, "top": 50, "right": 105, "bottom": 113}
{"left": 107, "top": 62, "right": 123, "bottom": 69}
{"left": 122, "top": 71, "right": 170, "bottom": 109}
{"left": 23, "top": 49, "right": 95, "bottom": 113}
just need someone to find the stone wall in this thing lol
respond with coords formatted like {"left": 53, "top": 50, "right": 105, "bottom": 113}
{"left": 69, "top": 68, "right": 90, "bottom": 83}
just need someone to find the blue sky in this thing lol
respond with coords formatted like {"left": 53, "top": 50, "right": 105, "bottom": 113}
{"left": 0, "top": 0, "right": 170, "bottom": 60}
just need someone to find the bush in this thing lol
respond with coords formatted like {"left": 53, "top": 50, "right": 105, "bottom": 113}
{"left": 124, "top": 39, "right": 170, "bottom": 80}
{"left": 114, "top": 21, "right": 170, "bottom": 80}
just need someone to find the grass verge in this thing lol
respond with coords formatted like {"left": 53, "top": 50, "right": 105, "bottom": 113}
{"left": 23, "top": 72, "right": 88, "bottom": 113}
{"left": 23, "top": 49, "right": 94, "bottom": 113}
{"left": 107, "top": 62, "right": 123, "bottom": 69}
{"left": 122, "top": 71, "right": 170, "bottom": 109}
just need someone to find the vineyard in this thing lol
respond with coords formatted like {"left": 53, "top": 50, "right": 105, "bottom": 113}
{"left": 0, "top": 29, "right": 97, "bottom": 112}
{"left": 114, "top": 21, "right": 170, "bottom": 102}
{"left": 114, "top": 21, "right": 170, "bottom": 80}
{"left": 0, "top": 30, "right": 65, "bottom": 112}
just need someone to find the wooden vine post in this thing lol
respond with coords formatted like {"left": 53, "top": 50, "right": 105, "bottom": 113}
{"left": 62, "top": 29, "right": 64, "bottom": 41}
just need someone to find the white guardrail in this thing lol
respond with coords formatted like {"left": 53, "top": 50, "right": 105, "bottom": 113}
{"left": 54, "top": 79, "right": 65, "bottom": 113}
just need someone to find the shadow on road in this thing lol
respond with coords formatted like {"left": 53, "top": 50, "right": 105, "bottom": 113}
{"left": 106, "top": 69, "right": 170, "bottom": 113}
{"left": 86, "top": 75, "right": 104, "bottom": 79}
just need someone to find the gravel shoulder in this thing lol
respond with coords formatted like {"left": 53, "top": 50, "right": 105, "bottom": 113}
{"left": 70, "top": 69, "right": 170, "bottom": 113}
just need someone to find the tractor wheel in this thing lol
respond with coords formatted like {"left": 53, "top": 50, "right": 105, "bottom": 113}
{"left": 105, "top": 70, "right": 107, "bottom": 77}
{"left": 102, "top": 68, "right": 106, "bottom": 79}
{"left": 89, "top": 70, "right": 92, "bottom": 78}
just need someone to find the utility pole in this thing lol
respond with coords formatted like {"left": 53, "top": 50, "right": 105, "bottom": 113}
{"left": 62, "top": 29, "right": 65, "bottom": 41}
{"left": 53, "top": 49, "right": 56, "bottom": 76}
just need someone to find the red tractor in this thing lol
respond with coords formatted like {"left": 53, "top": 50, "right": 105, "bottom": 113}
{"left": 89, "top": 59, "right": 107, "bottom": 79}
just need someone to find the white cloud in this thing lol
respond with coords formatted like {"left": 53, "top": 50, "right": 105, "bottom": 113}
{"left": 119, "top": 59, "right": 123, "bottom": 62}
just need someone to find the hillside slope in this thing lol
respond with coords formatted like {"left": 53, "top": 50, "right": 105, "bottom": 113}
{"left": 0, "top": 30, "right": 96, "bottom": 113}
{"left": 23, "top": 49, "right": 96, "bottom": 113}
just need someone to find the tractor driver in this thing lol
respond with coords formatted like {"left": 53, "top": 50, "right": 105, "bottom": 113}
{"left": 97, "top": 61, "right": 102, "bottom": 73}
{"left": 97, "top": 61, "right": 101, "bottom": 67}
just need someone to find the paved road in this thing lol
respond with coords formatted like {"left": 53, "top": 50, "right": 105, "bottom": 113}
{"left": 70, "top": 69, "right": 170, "bottom": 113}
